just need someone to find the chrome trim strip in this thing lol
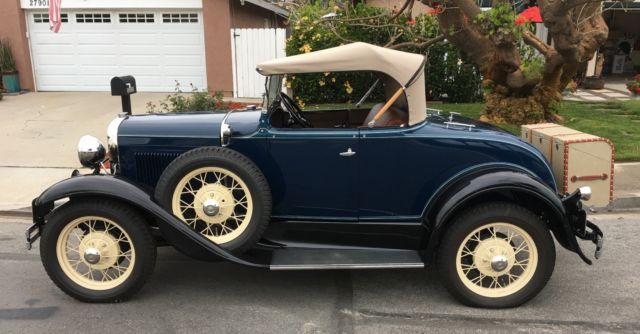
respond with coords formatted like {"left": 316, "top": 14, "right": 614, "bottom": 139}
{"left": 270, "top": 263, "right": 425, "bottom": 270}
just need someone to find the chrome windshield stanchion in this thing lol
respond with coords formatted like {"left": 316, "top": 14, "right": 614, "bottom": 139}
{"left": 220, "top": 110, "right": 234, "bottom": 147}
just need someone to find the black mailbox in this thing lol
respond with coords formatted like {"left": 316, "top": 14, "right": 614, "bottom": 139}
{"left": 110, "top": 76, "right": 137, "bottom": 115}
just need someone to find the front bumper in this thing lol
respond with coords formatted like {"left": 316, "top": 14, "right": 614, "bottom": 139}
{"left": 560, "top": 187, "right": 604, "bottom": 264}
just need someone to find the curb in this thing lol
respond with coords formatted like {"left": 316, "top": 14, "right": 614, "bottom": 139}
{"left": 613, "top": 197, "right": 640, "bottom": 210}
{"left": 0, "top": 208, "right": 32, "bottom": 218}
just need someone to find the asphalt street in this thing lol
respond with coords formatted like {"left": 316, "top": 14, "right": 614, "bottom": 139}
{"left": 0, "top": 212, "right": 639, "bottom": 334}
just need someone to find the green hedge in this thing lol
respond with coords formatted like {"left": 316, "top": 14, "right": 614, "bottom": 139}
{"left": 285, "top": 3, "right": 483, "bottom": 105}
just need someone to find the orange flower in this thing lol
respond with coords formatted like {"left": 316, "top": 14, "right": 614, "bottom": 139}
{"left": 407, "top": 19, "right": 416, "bottom": 26}
{"left": 515, "top": 16, "right": 529, "bottom": 26}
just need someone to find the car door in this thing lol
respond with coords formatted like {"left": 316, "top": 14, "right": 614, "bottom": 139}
{"left": 267, "top": 128, "right": 359, "bottom": 220}
{"left": 357, "top": 127, "right": 425, "bottom": 221}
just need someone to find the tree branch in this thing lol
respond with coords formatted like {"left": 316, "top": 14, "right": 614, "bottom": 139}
{"left": 522, "top": 30, "right": 554, "bottom": 58}
{"left": 388, "top": 34, "right": 446, "bottom": 50}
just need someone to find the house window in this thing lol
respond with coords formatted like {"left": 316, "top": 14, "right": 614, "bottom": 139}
{"left": 119, "top": 13, "right": 155, "bottom": 23}
{"left": 76, "top": 13, "right": 111, "bottom": 23}
{"left": 162, "top": 13, "right": 198, "bottom": 23}
{"left": 34, "top": 13, "right": 68, "bottom": 23}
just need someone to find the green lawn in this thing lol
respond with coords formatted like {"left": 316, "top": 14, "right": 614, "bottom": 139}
{"left": 435, "top": 100, "right": 640, "bottom": 162}
{"left": 303, "top": 100, "right": 640, "bottom": 161}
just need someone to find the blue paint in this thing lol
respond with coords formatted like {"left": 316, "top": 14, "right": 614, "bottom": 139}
{"left": 115, "top": 109, "right": 557, "bottom": 223}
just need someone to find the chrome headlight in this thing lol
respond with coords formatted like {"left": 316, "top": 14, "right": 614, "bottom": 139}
{"left": 579, "top": 186, "right": 592, "bottom": 201}
{"left": 78, "top": 135, "right": 106, "bottom": 168}
{"left": 107, "top": 117, "right": 124, "bottom": 163}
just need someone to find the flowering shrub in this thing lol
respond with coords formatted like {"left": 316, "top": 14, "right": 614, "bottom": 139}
{"left": 146, "top": 81, "right": 246, "bottom": 113}
{"left": 627, "top": 74, "right": 640, "bottom": 96}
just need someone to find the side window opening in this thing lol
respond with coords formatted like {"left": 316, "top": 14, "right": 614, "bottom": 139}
{"left": 269, "top": 71, "right": 408, "bottom": 129}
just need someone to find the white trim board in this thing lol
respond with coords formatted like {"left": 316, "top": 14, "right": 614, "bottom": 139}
{"left": 21, "top": 0, "right": 203, "bottom": 9}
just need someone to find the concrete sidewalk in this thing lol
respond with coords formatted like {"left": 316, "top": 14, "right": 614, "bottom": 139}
{"left": 0, "top": 92, "right": 638, "bottom": 213}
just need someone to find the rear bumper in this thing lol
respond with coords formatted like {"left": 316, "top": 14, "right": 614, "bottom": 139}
{"left": 560, "top": 188, "right": 604, "bottom": 264}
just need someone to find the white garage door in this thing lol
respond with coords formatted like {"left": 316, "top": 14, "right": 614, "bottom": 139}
{"left": 28, "top": 10, "right": 206, "bottom": 92}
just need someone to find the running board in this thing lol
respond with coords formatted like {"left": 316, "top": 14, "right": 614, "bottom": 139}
{"left": 269, "top": 248, "right": 424, "bottom": 270}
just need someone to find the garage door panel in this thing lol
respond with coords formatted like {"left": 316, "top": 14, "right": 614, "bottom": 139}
{"left": 34, "top": 66, "right": 77, "bottom": 75}
{"left": 76, "top": 45, "right": 118, "bottom": 55}
{"left": 31, "top": 33, "right": 75, "bottom": 45}
{"left": 77, "top": 34, "right": 118, "bottom": 45}
{"left": 118, "top": 34, "right": 160, "bottom": 45}
{"left": 78, "top": 55, "right": 119, "bottom": 65}
{"left": 158, "top": 33, "right": 202, "bottom": 45}
{"left": 120, "top": 66, "right": 162, "bottom": 75}
{"left": 81, "top": 75, "right": 119, "bottom": 86}
{"left": 37, "top": 75, "right": 81, "bottom": 87}
{"left": 164, "top": 55, "right": 203, "bottom": 65}
{"left": 164, "top": 66, "right": 205, "bottom": 76}
{"left": 79, "top": 66, "right": 119, "bottom": 75}
{"left": 37, "top": 55, "right": 77, "bottom": 66}
{"left": 33, "top": 45, "right": 75, "bottom": 55}
{"left": 118, "top": 47, "right": 162, "bottom": 56}
{"left": 29, "top": 10, "right": 206, "bottom": 92}
{"left": 120, "top": 56, "right": 163, "bottom": 66}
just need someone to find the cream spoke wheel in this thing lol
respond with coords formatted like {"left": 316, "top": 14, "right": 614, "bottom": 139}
{"left": 56, "top": 216, "right": 136, "bottom": 291}
{"left": 172, "top": 167, "right": 254, "bottom": 244}
{"left": 455, "top": 222, "right": 538, "bottom": 298}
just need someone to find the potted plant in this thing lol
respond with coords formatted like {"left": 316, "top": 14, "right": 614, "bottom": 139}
{"left": 627, "top": 74, "right": 640, "bottom": 99}
{"left": 0, "top": 39, "right": 20, "bottom": 94}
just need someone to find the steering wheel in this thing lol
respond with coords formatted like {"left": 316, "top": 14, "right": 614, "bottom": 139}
{"left": 279, "top": 92, "right": 312, "bottom": 128}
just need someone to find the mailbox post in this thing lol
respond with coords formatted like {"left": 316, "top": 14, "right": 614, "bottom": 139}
{"left": 110, "top": 76, "right": 137, "bottom": 115}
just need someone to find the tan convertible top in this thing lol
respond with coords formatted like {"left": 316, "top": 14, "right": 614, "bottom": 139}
{"left": 256, "top": 42, "right": 427, "bottom": 125}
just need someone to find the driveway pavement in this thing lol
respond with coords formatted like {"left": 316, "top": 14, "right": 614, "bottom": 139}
{"left": 0, "top": 212, "right": 638, "bottom": 333}
{"left": 0, "top": 92, "right": 166, "bottom": 210}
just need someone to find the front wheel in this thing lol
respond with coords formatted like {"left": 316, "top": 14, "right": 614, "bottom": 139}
{"left": 40, "top": 199, "right": 156, "bottom": 302}
{"left": 437, "top": 202, "right": 556, "bottom": 308}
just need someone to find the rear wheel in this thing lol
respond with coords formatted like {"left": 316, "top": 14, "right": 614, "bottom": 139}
{"left": 437, "top": 202, "right": 555, "bottom": 308}
{"left": 40, "top": 199, "right": 156, "bottom": 302}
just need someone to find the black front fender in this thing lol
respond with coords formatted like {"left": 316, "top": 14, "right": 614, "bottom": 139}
{"left": 424, "top": 170, "right": 599, "bottom": 264}
{"left": 32, "top": 175, "right": 266, "bottom": 268}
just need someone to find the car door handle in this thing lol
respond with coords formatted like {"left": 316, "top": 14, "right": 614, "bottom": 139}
{"left": 339, "top": 148, "right": 356, "bottom": 157}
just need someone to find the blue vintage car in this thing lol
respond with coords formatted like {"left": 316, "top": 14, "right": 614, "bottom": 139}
{"left": 27, "top": 43, "right": 602, "bottom": 308}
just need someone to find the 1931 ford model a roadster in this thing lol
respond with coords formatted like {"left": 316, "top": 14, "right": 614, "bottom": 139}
{"left": 27, "top": 43, "right": 603, "bottom": 308}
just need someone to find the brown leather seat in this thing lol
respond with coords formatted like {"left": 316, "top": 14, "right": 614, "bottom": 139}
{"left": 362, "top": 103, "right": 408, "bottom": 127}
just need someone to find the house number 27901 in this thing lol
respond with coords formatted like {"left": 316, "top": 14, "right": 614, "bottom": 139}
{"left": 29, "top": 0, "right": 49, "bottom": 7}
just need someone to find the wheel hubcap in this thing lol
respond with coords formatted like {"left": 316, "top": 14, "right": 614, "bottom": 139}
{"left": 202, "top": 199, "right": 221, "bottom": 216}
{"left": 490, "top": 255, "right": 509, "bottom": 272}
{"left": 83, "top": 247, "right": 101, "bottom": 264}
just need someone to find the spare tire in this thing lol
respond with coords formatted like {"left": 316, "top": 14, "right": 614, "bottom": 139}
{"left": 155, "top": 147, "right": 271, "bottom": 255}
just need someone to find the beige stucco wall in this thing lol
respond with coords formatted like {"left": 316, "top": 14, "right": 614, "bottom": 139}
{"left": 0, "top": 0, "right": 35, "bottom": 91}
{"left": 203, "top": 0, "right": 234, "bottom": 96}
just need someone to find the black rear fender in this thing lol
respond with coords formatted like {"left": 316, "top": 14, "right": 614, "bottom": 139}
{"left": 423, "top": 170, "right": 584, "bottom": 262}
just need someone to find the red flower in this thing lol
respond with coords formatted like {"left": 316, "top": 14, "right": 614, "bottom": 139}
{"left": 635, "top": 74, "right": 640, "bottom": 81}
{"left": 407, "top": 19, "right": 416, "bottom": 26}
{"left": 427, "top": 6, "right": 443, "bottom": 16}
{"left": 636, "top": 87, "right": 640, "bottom": 94}
{"left": 515, "top": 16, "right": 529, "bottom": 26}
